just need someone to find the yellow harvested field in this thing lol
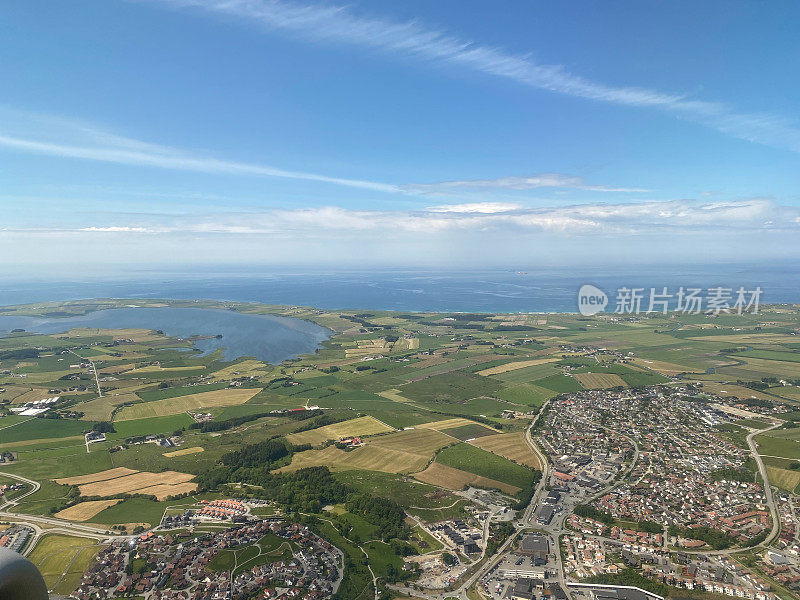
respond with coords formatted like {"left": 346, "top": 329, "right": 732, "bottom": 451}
{"left": 77, "top": 393, "right": 140, "bottom": 421}
{"left": 66, "top": 327, "right": 164, "bottom": 342}
{"left": 417, "top": 418, "right": 499, "bottom": 433}
{"left": 413, "top": 462, "right": 521, "bottom": 495}
{"left": 391, "top": 337, "right": 420, "bottom": 352}
{"left": 56, "top": 467, "right": 138, "bottom": 486}
{"left": 282, "top": 445, "right": 429, "bottom": 474}
{"left": 209, "top": 359, "right": 271, "bottom": 380}
{"left": 0, "top": 435, "right": 84, "bottom": 450}
{"left": 131, "top": 365, "right": 203, "bottom": 373}
{"left": 282, "top": 428, "right": 453, "bottom": 475}
{"left": 574, "top": 372, "right": 627, "bottom": 389}
{"left": 369, "top": 428, "right": 453, "bottom": 455}
{"left": 134, "top": 482, "right": 199, "bottom": 500}
{"left": 632, "top": 357, "right": 701, "bottom": 376}
{"left": 98, "top": 363, "right": 137, "bottom": 375}
{"left": 164, "top": 446, "right": 204, "bottom": 457}
{"left": 78, "top": 470, "right": 195, "bottom": 497}
{"left": 766, "top": 465, "right": 800, "bottom": 492}
{"left": 344, "top": 348, "right": 390, "bottom": 357}
{"left": 684, "top": 333, "right": 800, "bottom": 345}
{"left": 704, "top": 383, "right": 778, "bottom": 403}
{"left": 476, "top": 358, "right": 558, "bottom": 376}
{"left": 12, "top": 388, "right": 55, "bottom": 405}
{"left": 54, "top": 499, "right": 122, "bottom": 521}
{"left": 378, "top": 389, "right": 413, "bottom": 402}
{"left": 286, "top": 415, "right": 394, "bottom": 445}
{"left": 115, "top": 387, "right": 262, "bottom": 420}
{"left": 471, "top": 432, "right": 543, "bottom": 470}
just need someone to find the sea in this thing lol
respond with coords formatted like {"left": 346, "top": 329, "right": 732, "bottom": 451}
{"left": 0, "top": 264, "right": 797, "bottom": 314}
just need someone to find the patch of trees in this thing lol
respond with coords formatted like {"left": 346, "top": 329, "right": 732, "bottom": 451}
{"left": 196, "top": 465, "right": 351, "bottom": 513}
{"left": 587, "top": 568, "right": 670, "bottom": 598}
{"left": 92, "top": 421, "right": 116, "bottom": 433}
{"left": 493, "top": 325, "right": 541, "bottom": 332}
{"left": 221, "top": 438, "right": 291, "bottom": 469}
{"left": 710, "top": 467, "right": 753, "bottom": 483}
{"left": 636, "top": 520, "right": 663, "bottom": 534}
{"left": 512, "top": 470, "right": 542, "bottom": 510}
{"left": 340, "top": 315, "right": 392, "bottom": 329}
{"left": 574, "top": 503, "right": 615, "bottom": 524}
{"left": 743, "top": 530, "right": 768, "bottom": 547}
{"left": 189, "top": 411, "right": 271, "bottom": 433}
{"left": 345, "top": 493, "right": 407, "bottom": 540}
{"left": 292, "top": 412, "right": 349, "bottom": 433}
{"left": 0, "top": 348, "right": 40, "bottom": 360}
{"left": 668, "top": 525, "right": 736, "bottom": 550}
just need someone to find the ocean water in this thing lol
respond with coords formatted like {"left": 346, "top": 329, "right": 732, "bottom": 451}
{"left": 0, "top": 307, "right": 331, "bottom": 363}
{"left": 0, "top": 264, "right": 797, "bottom": 314}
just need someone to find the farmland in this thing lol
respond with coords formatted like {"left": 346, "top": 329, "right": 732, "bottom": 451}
{"left": 413, "top": 462, "right": 520, "bottom": 495}
{"left": 115, "top": 387, "right": 262, "bottom": 420}
{"left": 2, "top": 298, "right": 800, "bottom": 599}
{"left": 286, "top": 415, "right": 394, "bottom": 445}
{"left": 470, "top": 431, "right": 543, "bottom": 469}
{"left": 54, "top": 499, "right": 123, "bottom": 521}
{"left": 56, "top": 467, "right": 197, "bottom": 500}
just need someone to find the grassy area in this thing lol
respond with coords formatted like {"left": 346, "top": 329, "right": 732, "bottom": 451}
{"left": 754, "top": 434, "right": 800, "bottom": 459}
{"left": 207, "top": 532, "right": 294, "bottom": 574}
{"left": 28, "top": 534, "right": 100, "bottom": 594}
{"left": 435, "top": 442, "right": 537, "bottom": 493}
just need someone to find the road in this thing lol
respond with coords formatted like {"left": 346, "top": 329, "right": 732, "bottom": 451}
{"left": 69, "top": 349, "right": 102, "bottom": 397}
{"left": 0, "top": 471, "right": 117, "bottom": 542}
{"left": 746, "top": 421, "right": 781, "bottom": 547}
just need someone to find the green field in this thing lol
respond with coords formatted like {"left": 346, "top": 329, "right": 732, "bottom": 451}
{"left": 435, "top": 442, "right": 537, "bottom": 493}
{"left": 207, "top": 532, "right": 294, "bottom": 574}
{"left": 28, "top": 534, "right": 100, "bottom": 594}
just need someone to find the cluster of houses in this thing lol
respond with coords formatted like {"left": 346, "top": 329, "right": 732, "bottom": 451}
{"left": 196, "top": 499, "right": 247, "bottom": 520}
{"left": 428, "top": 519, "right": 483, "bottom": 555}
{"left": 71, "top": 519, "right": 342, "bottom": 600}
{"left": 641, "top": 558, "right": 776, "bottom": 600}
{"left": 544, "top": 388, "right": 771, "bottom": 545}
{"left": 567, "top": 515, "right": 663, "bottom": 552}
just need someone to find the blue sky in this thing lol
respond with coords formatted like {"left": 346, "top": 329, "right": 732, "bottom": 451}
{"left": 1, "top": 0, "right": 799, "bottom": 269}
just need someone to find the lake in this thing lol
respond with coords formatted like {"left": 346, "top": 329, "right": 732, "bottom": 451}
{"left": 0, "top": 307, "right": 331, "bottom": 364}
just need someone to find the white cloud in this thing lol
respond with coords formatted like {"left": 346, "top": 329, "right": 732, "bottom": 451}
{"left": 80, "top": 226, "right": 153, "bottom": 232}
{"left": 54, "top": 198, "right": 800, "bottom": 237}
{"left": 406, "top": 174, "right": 647, "bottom": 195}
{"left": 425, "top": 202, "right": 523, "bottom": 214}
{"left": 150, "top": 0, "right": 800, "bottom": 153}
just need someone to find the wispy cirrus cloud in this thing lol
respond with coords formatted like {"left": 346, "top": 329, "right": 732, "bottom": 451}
{"left": 0, "top": 108, "right": 397, "bottom": 193}
{"left": 405, "top": 174, "right": 647, "bottom": 195}
{"left": 0, "top": 108, "right": 640, "bottom": 198}
{"left": 148, "top": 0, "right": 800, "bottom": 153}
